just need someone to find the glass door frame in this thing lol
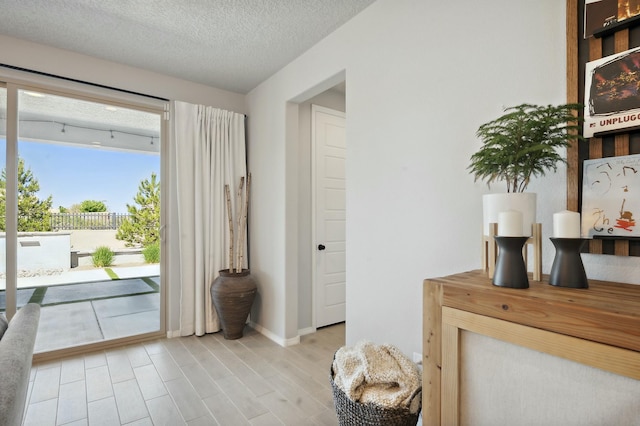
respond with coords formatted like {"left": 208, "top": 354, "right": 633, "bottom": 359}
{"left": 1, "top": 74, "right": 168, "bottom": 360}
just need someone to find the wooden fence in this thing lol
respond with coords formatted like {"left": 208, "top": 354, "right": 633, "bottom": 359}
{"left": 50, "top": 212, "right": 130, "bottom": 230}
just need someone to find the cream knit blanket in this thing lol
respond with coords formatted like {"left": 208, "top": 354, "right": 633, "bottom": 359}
{"left": 332, "top": 340, "right": 421, "bottom": 411}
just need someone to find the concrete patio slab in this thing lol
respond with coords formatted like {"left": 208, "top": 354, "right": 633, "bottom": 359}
{"left": 8, "top": 268, "right": 113, "bottom": 289}
{"left": 42, "top": 278, "right": 155, "bottom": 304}
{"left": 92, "top": 292, "right": 159, "bottom": 318}
{"left": 110, "top": 264, "right": 160, "bottom": 279}
{"left": 35, "top": 302, "right": 103, "bottom": 352}
{"left": 0, "top": 288, "right": 35, "bottom": 310}
{"left": 94, "top": 294, "right": 160, "bottom": 340}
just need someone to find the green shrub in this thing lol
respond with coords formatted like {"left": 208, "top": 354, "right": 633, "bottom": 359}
{"left": 92, "top": 246, "right": 114, "bottom": 267}
{"left": 142, "top": 242, "right": 160, "bottom": 264}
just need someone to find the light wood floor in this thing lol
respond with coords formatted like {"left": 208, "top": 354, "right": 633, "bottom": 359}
{"left": 24, "top": 323, "right": 345, "bottom": 425}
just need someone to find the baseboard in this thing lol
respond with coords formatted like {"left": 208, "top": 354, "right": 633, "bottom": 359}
{"left": 298, "top": 326, "right": 316, "bottom": 336}
{"left": 249, "top": 321, "right": 300, "bottom": 347}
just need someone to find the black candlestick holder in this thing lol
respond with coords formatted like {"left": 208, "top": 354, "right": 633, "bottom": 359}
{"left": 549, "top": 237, "right": 588, "bottom": 289}
{"left": 492, "top": 236, "right": 529, "bottom": 289}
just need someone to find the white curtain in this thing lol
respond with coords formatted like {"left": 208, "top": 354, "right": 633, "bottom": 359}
{"left": 173, "top": 101, "right": 246, "bottom": 336}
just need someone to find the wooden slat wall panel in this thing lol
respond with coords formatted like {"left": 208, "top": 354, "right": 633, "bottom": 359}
{"left": 567, "top": 0, "right": 637, "bottom": 257}
{"left": 566, "top": 0, "right": 580, "bottom": 213}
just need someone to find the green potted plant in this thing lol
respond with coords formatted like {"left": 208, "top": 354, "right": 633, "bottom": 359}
{"left": 468, "top": 103, "right": 583, "bottom": 236}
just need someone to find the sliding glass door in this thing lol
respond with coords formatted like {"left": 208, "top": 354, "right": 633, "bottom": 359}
{"left": 1, "top": 82, "right": 165, "bottom": 354}
{"left": 0, "top": 85, "right": 6, "bottom": 318}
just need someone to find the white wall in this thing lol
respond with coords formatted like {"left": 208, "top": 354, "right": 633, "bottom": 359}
{"left": 246, "top": 0, "right": 640, "bottom": 356}
{"left": 0, "top": 34, "right": 247, "bottom": 334}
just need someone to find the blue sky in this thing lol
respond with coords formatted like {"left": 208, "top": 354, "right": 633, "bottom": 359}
{"left": 1, "top": 139, "right": 160, "bottom": 213}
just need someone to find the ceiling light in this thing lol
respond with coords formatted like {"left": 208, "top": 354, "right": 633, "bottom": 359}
{"left": 105, "top": 106, "right": 118, "bottom": 111}
{"left": 91, "top": 141, "right": 102, "bottom": 146}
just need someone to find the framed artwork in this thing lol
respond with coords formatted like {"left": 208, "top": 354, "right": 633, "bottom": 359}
{"left": 584, "top": 0, "right": 640, "bottom": 38}
{"left": 581, "top": 153, "right": 640, "bottom": 238}
{"left": 583, "top": 46, "right": 640, "bottom": 137}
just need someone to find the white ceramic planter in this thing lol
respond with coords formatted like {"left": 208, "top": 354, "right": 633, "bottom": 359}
{"left": 483, "top": 193, "right": 537, "bottom": 237}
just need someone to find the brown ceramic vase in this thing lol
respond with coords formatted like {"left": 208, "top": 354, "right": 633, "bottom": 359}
{"left": 210, "top": 269, "right": 257, "bottom": 339}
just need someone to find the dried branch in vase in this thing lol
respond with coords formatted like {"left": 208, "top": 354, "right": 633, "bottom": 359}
{"left": 224, "top": 173, "right": 251, "bottom": 273}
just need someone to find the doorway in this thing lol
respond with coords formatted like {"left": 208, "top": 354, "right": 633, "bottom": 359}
{"left": 312, "top": 105, "right": 346, "bottom": 328}
{"left": 295, "top": 82, "right": 346, "bottom": 335}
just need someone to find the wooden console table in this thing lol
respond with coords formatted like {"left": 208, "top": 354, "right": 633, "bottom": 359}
{"left": 422, "top": 270, "right": 640, "bottom": 426}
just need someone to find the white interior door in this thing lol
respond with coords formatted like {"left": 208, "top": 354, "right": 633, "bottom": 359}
{"left": 313, "top": 105, "right": 346, "bottom": 328}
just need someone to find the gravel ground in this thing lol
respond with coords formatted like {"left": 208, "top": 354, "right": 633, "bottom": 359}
{"left": 70, "top": 230, "right": 134, "bottom": 252}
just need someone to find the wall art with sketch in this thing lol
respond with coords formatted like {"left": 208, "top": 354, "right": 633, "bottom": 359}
{"left": 582, "top": 153, "right": 640, "bottom": 238}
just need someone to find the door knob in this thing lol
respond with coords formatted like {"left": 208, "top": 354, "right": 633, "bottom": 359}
{"left": 318, "top": 244, "right": 326, "bottom": 251}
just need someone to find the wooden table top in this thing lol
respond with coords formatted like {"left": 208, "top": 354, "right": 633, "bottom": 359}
{"left": 424, "top": 270, "right": 640, "bottom": 353}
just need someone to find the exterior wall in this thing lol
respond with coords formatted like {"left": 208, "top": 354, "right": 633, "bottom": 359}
{"left": 0, "top": 233, "right": 71, "bottom": 275}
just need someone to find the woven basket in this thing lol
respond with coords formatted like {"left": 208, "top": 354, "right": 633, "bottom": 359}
{"left": 330, "top": 365, "right": 422, "bottom": 426}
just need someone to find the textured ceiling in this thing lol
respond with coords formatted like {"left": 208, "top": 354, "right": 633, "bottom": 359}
{"left": 0, "top": 0, "right": 375, "bottom": 94}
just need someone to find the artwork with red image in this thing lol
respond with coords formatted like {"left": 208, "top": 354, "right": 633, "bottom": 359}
{"left": 584, "top": 46, "right": 640, "bottom": 136}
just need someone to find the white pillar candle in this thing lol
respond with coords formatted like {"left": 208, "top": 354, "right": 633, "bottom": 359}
{"left": 553, "top": 210, "right": 581, "bottom": 238}
{"left": 498, "top": 210, "right": 523, "bottom": 236}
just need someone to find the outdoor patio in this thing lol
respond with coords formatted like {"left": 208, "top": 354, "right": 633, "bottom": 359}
{"left": 1, "top": 264, "right": 160, "bottom": 353}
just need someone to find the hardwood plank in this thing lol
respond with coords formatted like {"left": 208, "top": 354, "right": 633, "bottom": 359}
{"left": 206, "top": 337, "right": 274, "bottom": 397}
{"left": 164, "top": 376, "right": 210, "bottom": 422}
{"left": 179, "top": 362, "right": 221, "bottom": 400}
{"left": 23, "top": 398, "right": 58, "bottom": 426}
{"left": 57, "top": 379, "right": 87, "bottom": 425}
{"left": 30, "top": 365, "right": 61, "bottom": 404}
{"left": 266, "top": 374, "right": 326, "bottom": 417}
{"left": 84, "top": 351, "right": 107, "bottom": 369}
{"left": 214, "top": 375, "right": 270, "bottom": 420}
{"left": 162, "top": 337, "right": 198, "bottom": 367}
{"left": 187, "top": 414, "right": 220, "bottom": 426}
{"left": 106, "top": 350, "right": 135, "bottom": 384}
{"left": 27, "top": 324, "right": 345, "bottom": 425}
{"left": 149, "top": 351, "right": 184, "bottom": 382}
{"left": 126, "top": 345, "right": 152, "bottom": 368}
{"left": 122, "top": 418, "right": 153, "bottom": 426}
{"left": 60, "top": 357, "right": 85, "bottom": 385}
{"left": 87, "top": 397, "right": 120, "bottom": 426}
{"left": 112, "top": 379, "right": 149, "bottom": 424}
{"left": 202, "top": 392, "right": 250, "bottom": 426}
{"left": 257, "top": 390, "right": 307, "bottom": 425}
{"left": 133, "top": 364, "right": 168, "bottom": 401}
{"left": 145, "top": 394, "right": 187, "bottom": 426}
{"left": 249, "top": 412, "right": 284, "bottom": 426}
{"left": 86, "top": 365, "right": 114, "bottom": 402}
